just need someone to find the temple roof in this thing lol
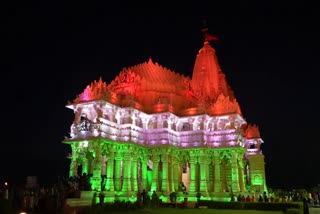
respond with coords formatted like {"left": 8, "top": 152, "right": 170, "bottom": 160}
{"left": 70, "top": 34, "right": 241, "bottom": 116}
{"left": 128, "top": 57, "right": 186, "bottom": 84}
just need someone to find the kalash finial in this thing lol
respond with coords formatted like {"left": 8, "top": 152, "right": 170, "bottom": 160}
{"left": 201, "top": 18, "right": 219, "bottom": 44}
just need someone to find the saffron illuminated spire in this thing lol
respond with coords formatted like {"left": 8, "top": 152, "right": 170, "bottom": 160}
{"left": 191, "top": 26, "right": 234, "bottom": 101}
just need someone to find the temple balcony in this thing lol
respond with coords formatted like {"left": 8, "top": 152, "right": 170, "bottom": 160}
{"left": 205, "top": 129, "right": 239, "bottom": 142}
{"left": 205, "top": 140, "right": 239, "bottom": 148}
{"left": 69, "top": 128, "right": 100, "bottom": 140}
{"left": 70, "top": 120, "right": 243, "bottom": 149}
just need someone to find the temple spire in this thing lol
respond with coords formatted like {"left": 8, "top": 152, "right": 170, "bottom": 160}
{"left": 191, "top": 22, "right": 230, "bottom": 100}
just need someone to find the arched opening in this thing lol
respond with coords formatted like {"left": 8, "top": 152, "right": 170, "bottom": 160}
{"left": 77, "top": 164, "right": 83, "bottom": 177}
{"left": 221, "top": 157, "right": 228, "bottom": 192}
{"left": 123, "top": 116, "right": 132, "bottom": 124}
{"left": 181, "top": 160, "right": 190, "bottom": 191}
{"left": 182, "top": 122, "right": 190, "bottom": 131}
{"left": 163, "top": 120, "right": 168, "bottom": 128}
{"left": 172, "top": 123, "right": 176, "bottom": 131}
{"left": 148, "top": 121, "right": 154, "bottom": 129}
{"left": 103, "top": 113, "right": 110, "bottom": 121}
{"left": 136, "top": 118, "right": 142, "bottom": 128}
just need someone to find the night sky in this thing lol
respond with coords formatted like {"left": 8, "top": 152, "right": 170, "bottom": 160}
{"left": 2, "top": 3, "right": 319, "bottom": 189}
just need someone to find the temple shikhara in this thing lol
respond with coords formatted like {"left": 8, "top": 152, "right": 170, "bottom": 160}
{"left": 63, "top": 30, "right": 267, "bottom": 205}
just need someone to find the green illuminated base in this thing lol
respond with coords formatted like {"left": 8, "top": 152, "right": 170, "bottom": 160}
{"left": 65, "top": 190, "right": 241, "bottom": 208}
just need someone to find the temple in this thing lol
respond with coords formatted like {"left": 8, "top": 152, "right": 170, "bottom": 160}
{"left": 63, "top": 30, "right": 267, "bottom": 205}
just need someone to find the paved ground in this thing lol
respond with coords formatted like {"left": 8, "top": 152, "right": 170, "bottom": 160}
{"left": 310, "top": 207, "right": 320, "bottom": 214}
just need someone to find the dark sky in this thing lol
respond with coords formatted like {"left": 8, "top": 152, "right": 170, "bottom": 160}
{"left": 2, "top": 2, "right": 319, "bottom": 189}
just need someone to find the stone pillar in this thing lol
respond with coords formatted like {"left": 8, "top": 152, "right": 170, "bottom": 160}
{"left": 178, "top": 162, "right": 183, "bottom": 188}
{"left": 106, "top": 152, "right": 115, "bottom": 191}
{"left": 189, "top": 155, "right": 197, "bottom": 192}
{"left": 157, "top": 118, "right": 163, "bottom": 129}
{"left": 151, "top": 154, "right": 160, "bottom": 191}
{"left": 231, "top": 151, "right": 240, "bottom": 192}
{"left": 238, "top": 160, "right": 245, "bottom": 192}
{"left": 167, "top": 155, "right": 173, "bottom": 192}
{"left": 208, "top": 160, "right": 214, "bottom": 192}
{"left": 69, "top": 144, "right": 78, "bottom": 177}
{"left": 122, "top": 152, "right": 131, "bottom": 193}
{"left": 141, "top": 159, "right": 148, "bottom": 191}
{"left": 116, "top": 111, "right": 121, "bottom": 124}
{"left": 214, "top": 151, "right": 222, "bottom": 192}
{"left": 131, "top": 114, "right": 136, "bottom": 126}
{"left": 114, "top": 152, "right": 122, "bottom": 191}
{"left": 88, "top": 157, "right": 94, "bottom": 175}
{"left": 82, "top": 157, "right": 88, "bottom": 175}
{"left": 69, "top": 159, "right": 78, "bottom": 177}
{"left": 172, "top": 156, "right": 179, "bottom": 192}
{"left": 161, "top": 154, "right": 169, "bottom": 193}
{"left": 199, "top": 155, "right": 209, "bottom": 192}
{"left": 167, "top": 119, "right": 172, "bottom": 129}
{"left": 101, "top": 155, "right": 106, "bottom": 176}
{"left": 142, "top": 118, "right": 149, "bottom": 129}
{"left": 91, "top": 144, "right": 102, "bottom": 191}
{"left": 131, "top": 157, "right": 138, "bottom": 191}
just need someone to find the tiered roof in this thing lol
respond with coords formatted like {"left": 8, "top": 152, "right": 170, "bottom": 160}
{"left": 71, "top": 35, "right": 242, "bottom": 116}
